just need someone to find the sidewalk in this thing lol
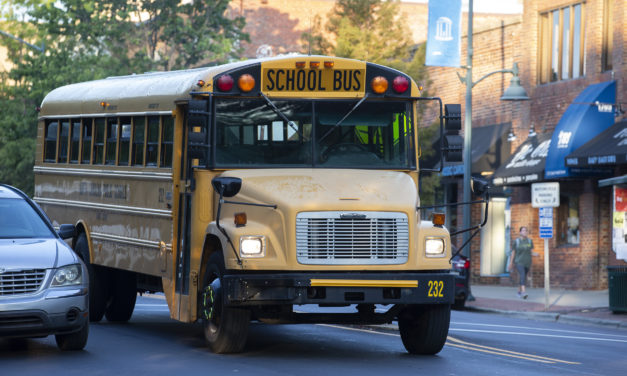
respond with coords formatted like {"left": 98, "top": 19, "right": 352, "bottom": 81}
{"left": 465, "top": 284, "right": 627, "bottom": 329}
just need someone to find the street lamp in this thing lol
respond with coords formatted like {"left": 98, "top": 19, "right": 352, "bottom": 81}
{"left": 457, "top": 0, "right": 529, "bottom": 261}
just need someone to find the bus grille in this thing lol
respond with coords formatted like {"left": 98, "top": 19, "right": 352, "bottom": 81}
{"left": 0, "top": 269, "right": 46, "bottom": 296}
{"left": 296, "top": 212, "right": 409, "bottom": 265}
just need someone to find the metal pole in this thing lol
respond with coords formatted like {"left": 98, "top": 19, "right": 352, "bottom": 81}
{"left": 544, "top": 237, "right": 550, "bottom": 310}
{"left": 462, "top": 0, "right": 473, "bottom": 257}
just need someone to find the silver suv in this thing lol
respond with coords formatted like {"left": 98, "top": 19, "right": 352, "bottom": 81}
{"left": 0, "top": 184, "right": 88, "bottom": 350}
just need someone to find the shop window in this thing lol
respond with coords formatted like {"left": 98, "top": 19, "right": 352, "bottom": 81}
{"left": 105, "top": 118, "right": 119, "bottom": 165}
{"left": 146, "top": 116, "right": 160, "bottom": 166}
{"left": 557, "top": 194, "right": 579, "bottom": 245}
{"left": 602, "top": 0, "right": 613, "bottom": 71}
{"left": 119, "top": 117, "right": 131, "bottom": 166}
{"left": 69, "top": 120, "right": 81, "bottom": 163}
{"left": 132, "top": 116, "right": 146, "bottom": 166}
{"left": 161, "top": 116, "right": 174, "bottom": 168}
{"left": 58, "top": 120, "right": 70, "bottom": 163}
{"left": 44, "top": 120, "right": 58, "bottom": 162}
{"left": 93, "top": 118, "right": 106, "bottom": 165}
{"left": 81, "top": 118, "right": 93, "bottom": 164}
{"left": 538, "top": 3, "right": 585, "bottom": 84}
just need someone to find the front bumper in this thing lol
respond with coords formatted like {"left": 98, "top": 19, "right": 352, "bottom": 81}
{"left": 222, "top": 272, "right": 454, "bottom": 306}
{"left": 0, "top": 288, "right": 88, "bottom": 338}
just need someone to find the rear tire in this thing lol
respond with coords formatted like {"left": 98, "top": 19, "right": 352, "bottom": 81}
{"left": 105, "top": 269, "right": 137, "bottom": 322}
{"left": 55, "top": 321, "right": 89, "bottom": 351}
{"left": 398, "top": 304, "right": 451, "bottom": 355}
{"left": 201, "top": 252, "right": 250, "bottom": 354}
{"left": 75, "top": 233, "right": 109, "bottom": 322}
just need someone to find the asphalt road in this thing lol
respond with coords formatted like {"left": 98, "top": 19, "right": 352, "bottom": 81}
{"left": 1, "top": 295, "right": 625, "bottom": 376}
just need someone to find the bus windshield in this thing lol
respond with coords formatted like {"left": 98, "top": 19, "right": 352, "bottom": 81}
{"left": 214, "top": 98, "right": 415, "bottom": 169}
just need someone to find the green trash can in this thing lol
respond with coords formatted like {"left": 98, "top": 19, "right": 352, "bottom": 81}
{"left": 608, "top": 266, "right": 627, "bottom": 313}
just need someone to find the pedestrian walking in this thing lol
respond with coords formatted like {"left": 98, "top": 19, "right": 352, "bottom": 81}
{"left": 508, "top": 226, "right": 536, "bottom": 299}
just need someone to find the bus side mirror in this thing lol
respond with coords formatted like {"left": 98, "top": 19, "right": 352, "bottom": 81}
{"left": 212, "top": 177, "right": 242, "bottom": 198}
{"left": 471, "top": 177, "right": 490, "bottom": 197}
{"left": 187, "top": 99, "right": 210, "bottom": 162}
{"left": 443, "top": 104, "right": 463, "bottom": 162}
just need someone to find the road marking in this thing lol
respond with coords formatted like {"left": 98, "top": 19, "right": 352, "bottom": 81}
{"left": 449, "top": 328, "right": 627, "bottom": 343}
{"left": 447, "top": 336, "right": 580, "bottom": 365}
{"left": 317, "top": 324, "right": 580, "bottom": 364}
{"left": 452, "top": 321, "right": 627, "bottom": 339}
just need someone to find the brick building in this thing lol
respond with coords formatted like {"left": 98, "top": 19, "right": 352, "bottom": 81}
{"left": 427, "top": 0, "right": 626, "bottom": 290}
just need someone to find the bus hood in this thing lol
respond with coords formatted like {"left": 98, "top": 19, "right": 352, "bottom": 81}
{"left": 219, "top": 169, "right": 418, "bottom": 213}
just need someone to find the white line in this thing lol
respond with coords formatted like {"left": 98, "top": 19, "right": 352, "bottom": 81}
{"left": 449, "top": 328, "right": 627, "bottom": 343}
{"left": 451, "top": 321, "right": 627, "bottom": 339}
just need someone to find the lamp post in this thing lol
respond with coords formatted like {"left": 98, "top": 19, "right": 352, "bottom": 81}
{"left": 457, "top": 0, "right": 529, "bottom": 260}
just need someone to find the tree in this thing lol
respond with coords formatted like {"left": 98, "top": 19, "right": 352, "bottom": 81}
{"left": 0, "top": 0, "right": 248, "bottom": 194}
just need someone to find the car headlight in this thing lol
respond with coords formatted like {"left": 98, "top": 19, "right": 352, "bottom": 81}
{"left": 51, "top": 264, "right": 83, "bottom": 287}
{"left": 240, "top": 236, "right": 265, "bottom": 258}
{"left": 425, "top": 237, "right": 446, "bottom": 257}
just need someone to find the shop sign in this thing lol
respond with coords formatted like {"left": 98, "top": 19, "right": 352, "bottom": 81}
{"left": 613, "top": 186, "right": 627, "bottom": 261}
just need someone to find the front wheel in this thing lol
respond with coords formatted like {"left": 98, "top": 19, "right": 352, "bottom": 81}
{"left": 398, "top": 304, "right": 451, "bottom": 355}
{"left": 55, "top": 321, "right": 89, "bottom": 351}
{"left": 201, "top": 252, "right": 250, "bottom": 354}
{"left": 105, "top": 269, "right": 137, "bottom": 322}
{"left": 74, "top": 233, "right": 109, "bottom": 322}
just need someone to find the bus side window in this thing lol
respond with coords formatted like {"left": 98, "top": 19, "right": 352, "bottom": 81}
{"left": 146, "top": 116, "right": 160, "bottom": 166}
{"left": 132, "top": 116, "right": 145, "bottom": 166}
{"left": 81, "top": 118, "right": 93, "bottom": 164}
{"left": 106, "top": 117, "right": 119, "bottom": 165}
{"left": 44, "top": 120, "right": 58, "bottom": 162}
{"left": 58, "top": 120, "right": 70, "bottom": 163}
{"left": 70, "top": 120, "right": 81, "bottom": 163}
{"left": 119, "top": 117, "right": 131, "bottom": 166}
{"left": 93, "top": 118, "right": 105, "bottom": 164}
{"left": 160, "top": 116, "right": 174, "bottom": 168}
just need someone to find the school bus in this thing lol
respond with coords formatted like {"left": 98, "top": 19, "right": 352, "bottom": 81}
{"left": 34, "top": 55, "right": 480, "bottom": 354}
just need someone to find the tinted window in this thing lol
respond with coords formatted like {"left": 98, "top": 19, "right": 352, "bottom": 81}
{"left": 58, "top": 120, "right": 70, "bottom": 163}
{"left": 119, "top": 117, "right": 131, "bottom": 166}
{"left": 161, "top": 116, "right": 174, "bottom": 167}
{"left": 70, "top": 120, "right": 81, "bottom": 163}
{"left": 0, "top": 198, "right": 54, "bottom": 239}
{"left": 146, "top": 116, "right": 160, "bottom": 166}
{"left": 81, "top": 118, "right": 93, "bottom": 164}
{"left": 132, "top": 116, "right": 145, "bottom": 166}
{"left": 106, "top": 118, "right": 119, "bottom": 165}
{"left": 93, "top": 118, "right": 105, "bottom": 164}
{"left": 44, "top": 120, "right": 58, "bottom": 162}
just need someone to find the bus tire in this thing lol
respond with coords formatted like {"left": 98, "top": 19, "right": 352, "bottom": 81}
{"left": 55, "top": 321, "right": 89, "bottom": 351}
{"left": 201, "top": 252, "right": 250, "bottom": 354}
{"left": 75, "top": 233, "right": 109, "bottom": 322}
{"left": 398, "top": 304, "right": 451, "bottom": 355}
{"left": 105, "top": 269, "right": 137, "bottom": 322}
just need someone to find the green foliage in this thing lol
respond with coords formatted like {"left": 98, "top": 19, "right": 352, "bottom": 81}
{"left": 0, "top": 0, "right": 248, "bottom": 195}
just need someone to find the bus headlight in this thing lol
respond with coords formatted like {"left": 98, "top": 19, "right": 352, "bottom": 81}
{"left": 425, "top": 237, "right": 446, "bottom": 258}
{"left": 240, "top": 236, "right": 265, "bottom": 258}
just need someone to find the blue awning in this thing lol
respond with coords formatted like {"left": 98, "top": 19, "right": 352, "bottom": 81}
{"left": 544, "top": 80, "right": 616, "bottom": 179}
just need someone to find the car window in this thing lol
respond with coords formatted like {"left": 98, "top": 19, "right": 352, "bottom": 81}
{"left": 0, "top": 198, "right": 55, "bottom": 239}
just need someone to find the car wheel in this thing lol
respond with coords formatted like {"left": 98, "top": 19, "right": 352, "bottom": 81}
{"left": 105, "top": 269, "right": 137, "bottom": 322}
{"left": 398, "top": 304, "right": 451, "bottom": 355}
{"left": 201, "top": 252, "right": 250, "bottom": 354}
{"left": 55, "top": 321, "right": 89, "bottom": 351}
{"left": 75, "top": 233, "right": 109, "bottom": 322}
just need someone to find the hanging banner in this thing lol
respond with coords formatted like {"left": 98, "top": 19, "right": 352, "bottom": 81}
{"left": 613, "top": 186, "right": 627, "bottom": 261}
{"left": 425, "top": 0, "right": 462, "bottom": 67}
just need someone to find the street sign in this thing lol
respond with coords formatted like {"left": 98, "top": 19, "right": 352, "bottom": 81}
{"left": 539, "top": 207, "right": 553, "bottom": 239}
{"left": 532, "top": 182, "right": 560, "bottom": 208}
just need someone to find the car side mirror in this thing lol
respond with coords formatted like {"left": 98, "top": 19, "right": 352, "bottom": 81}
{"left": 471, "top": 177, "right": 490, "bottom": 198}
{"left": 58, "top": 224, "right": 76, "bottom": 240}
{"left": 211, "top": 176, "right": 242, "bottom": 198}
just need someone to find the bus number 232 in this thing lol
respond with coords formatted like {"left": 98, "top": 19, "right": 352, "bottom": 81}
{"left": 427, "top": 280, "right": 444, "bottom": 298}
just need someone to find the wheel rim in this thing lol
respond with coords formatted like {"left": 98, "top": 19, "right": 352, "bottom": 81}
{"left": 202, "top": 277, "right": 222, "bottom": 338}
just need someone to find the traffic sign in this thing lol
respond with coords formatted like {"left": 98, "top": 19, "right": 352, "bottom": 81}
{"left": 538, "top": 207, "right": 553, "bottom": 239}
{"left": 532, "top": 182, "right": 560, "bottom": 208}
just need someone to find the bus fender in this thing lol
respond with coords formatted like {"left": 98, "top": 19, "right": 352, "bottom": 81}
{"left": 73, "top": 220, "right": 95, "bottom": 263}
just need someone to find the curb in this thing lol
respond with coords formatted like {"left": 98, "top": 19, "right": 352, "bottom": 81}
{"left": 465, "top": 306, "right": 627, "bottom": 329}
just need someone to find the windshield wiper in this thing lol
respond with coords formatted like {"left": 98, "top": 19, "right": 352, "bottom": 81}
{"left": 260, "top": 92, "right": 304, "bottom": 140}
{"left": 318, "top": 93, "right": 370, "bottom": 144}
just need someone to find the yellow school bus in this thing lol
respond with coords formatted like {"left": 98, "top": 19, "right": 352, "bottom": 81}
{"left": 34, "top": 55, "right": 478, "bottom": 354}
